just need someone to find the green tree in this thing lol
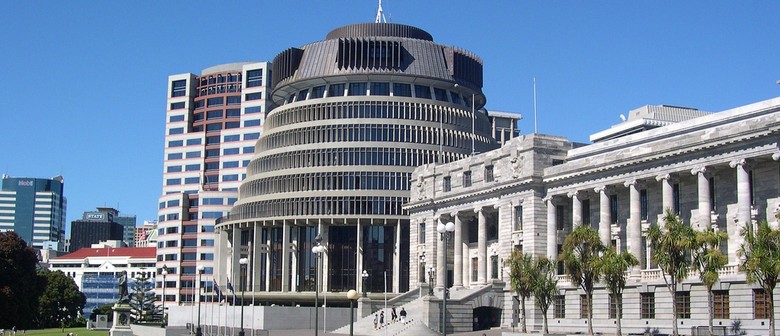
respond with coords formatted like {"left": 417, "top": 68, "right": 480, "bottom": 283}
{"left": 0, "top": 231, "right": 42, "bottom": 329}
{"left": 505, "top": 250, "right": 535, "bottom": 333}
{"left": 37, "top": 269, "right": 86, "bottom": 328}
{"left": 128, "top": 272, "right": 160, "bottom": 322}
{"left": 91, "top": 303, "right": 115, "bottom": 322}
{"left": 738, "top": 217, "right": 780, "bottom": 336}
{"left": 598, "top": 249, "right": 638, "bottom": 336}
{"left": 532, "top": 256, "right": 558, "bottom": 335}
{"left": 647, "top": 210, "right": 695, "bottom": 336}
{"left": 692, "top": 228, "right": 728, "bottom": 336}
{"left": 560, "top": 225, "right": 604, "bottom": 336}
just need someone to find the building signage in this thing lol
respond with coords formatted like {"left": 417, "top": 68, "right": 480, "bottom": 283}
{"left": 86, "top": 213, "right": 105, "bottom": 220}
{"left": 18, "top": 180, "right": 34, "bottom": 187}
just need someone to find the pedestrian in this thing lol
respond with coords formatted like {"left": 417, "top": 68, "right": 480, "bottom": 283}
{"left": 373, "top": 313, "right": 378, "bottom": 329}
{"left": 391, "top": 306, "right": 397, "bottom": 322}
{"left": 379, "top": 311, "right": 385, "bottom": 326}
{"left": 399, "top": 307, "right": 407, "bottom": 323}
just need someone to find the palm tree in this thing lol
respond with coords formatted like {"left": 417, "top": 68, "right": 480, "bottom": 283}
{"left": 532, "top": 256, "right": 558, "bottom": 335}
{"left": 505, "top": 250, "right": 535, "bottom": 333}
{"left": 738, "top": 217, "right": 780, "bottom": 336}
{"left": 647, "top": 209, "right": 695, "bottom": 336}
{"left": 598, "top": 249, "right": 638, "bottom": 336}
{"left": 692, "top": 228, "right": 728, "bottom": 336}
{"left": 560, "top": 225, "right": 604, "bottom": 336}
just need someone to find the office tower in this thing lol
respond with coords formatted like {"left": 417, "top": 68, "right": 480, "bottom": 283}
{"left": 69, "top": 207, "right": 125, "bottom": 252}
{"left": 157, "top": 62, "right": 272, "bottom": 304}
{"left": 134, "top": 220, "right": 156, "bottom": 247}
{"left": 215, "top": 22, "right": 501, "bottom": 303}
{"left": 0, "top": 175, "right": 66, "bottom": 249}
{"left": 113, "top": 211, "right": 137, "bottom": 247}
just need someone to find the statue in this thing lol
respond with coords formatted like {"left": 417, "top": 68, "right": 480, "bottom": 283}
{"left": 117, "top": 271, "right": 129, "bottom": 304}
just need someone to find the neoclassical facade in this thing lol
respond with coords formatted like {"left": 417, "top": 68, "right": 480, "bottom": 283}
{"left": 406, "top": 98, "right": 780, "bottom": 334}
{"left": 214, "top": 23, "right": 520, "bottom": 303}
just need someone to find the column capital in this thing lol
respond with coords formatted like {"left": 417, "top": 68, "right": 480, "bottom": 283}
{"left": 473, "top": 206, "right": 483, "bottom": 214}
{"left": 624, "top": 179, "right": 638, "bottom": 188}
{"left": 542, "top": 195, "right": 555, "bottom": 204}
{"left": 655, "top": 173, "right": 671, "bottom": 182}
{"left": 594, "top": 186, "right": 609, "bottom": 194}
{"left": 567, "top": 190, "right": 580, "bottom": 199}
{"left": 773, "top": 152, "right": 780, "bottom": 161}
{"left": 450, "top": 211, "right": 460, "bottom": 218}
{"left": 691, "top": 166, "right": 708, "bottom": 176}
{"left": 729, "top": 158, "right": 749, "bottom": 168}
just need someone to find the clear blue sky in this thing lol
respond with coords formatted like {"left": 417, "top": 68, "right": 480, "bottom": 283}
{"left": 1, "top": 1, "right": 778, "bottom": 232}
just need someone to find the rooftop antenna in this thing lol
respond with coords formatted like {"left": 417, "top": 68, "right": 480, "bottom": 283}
{"left": 533, "top": 77, "right": 538, "bottom": 134}
{"left": 375, "top": 0, "right": 387, "bottom": 23}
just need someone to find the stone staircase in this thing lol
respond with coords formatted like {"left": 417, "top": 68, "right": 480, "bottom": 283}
{"left": 332, "top": 291, "right": 438, "bottom": 336}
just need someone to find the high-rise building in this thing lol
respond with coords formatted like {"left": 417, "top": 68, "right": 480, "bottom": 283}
{"left": 214, "top": 22, "right": 516, "bottom": 303}
{"left": 69, "top": 207, "right": 125, "bottom": 252}
{"left": 156, "top": 62, "right": 272, "bottom": 304}
{"left": 0, "top": 175, "right": 66, "bottom": 249}
{"left": 113, "top": 211, "right": 137, "bottom": 247}
{"left": 134, "top": 220, "right": 156, "bottom": 246}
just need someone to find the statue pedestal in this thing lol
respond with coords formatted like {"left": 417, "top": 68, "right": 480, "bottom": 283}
{"left": 109, "top": 303, "right": 134, "bottom": 336}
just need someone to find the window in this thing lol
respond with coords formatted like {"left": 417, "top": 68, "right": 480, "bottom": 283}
{"left": 223, "top": 161, "right": 239, "bottom": 169}
{"left": 463, "top": 171, "right": 472, "bottom": 187}
{"left": 226, "top": 108, "right": 240, "bottom": 117}
{"left": 246, "top": 69, "right": 263, "bottom": 87}
{"left": 327, "top": 83, "right": 345, "bottom": 97}
{"left": 206, "top": 97, "right": 223, "bottom": 107}
{"left": 418, "top": 222, "right": 425, "bottom": 243}
{"left": 582, "top": 199, "right": 591, "bottom": 226}
{"left": 244, "top": 106, "right": 262, "bottom": 114}
{"left": 244, "top": 133, "right": 260, "bottom": 140}
{"left": 640, "top": 293, "right": 655, "bottom": 319}
{"left": 393, "top": 83, "right": 412, "bottom": 97}
{"left": 310, "top": 86, "right": 326, "bottom": 99}
{"left": 194, "top": 100, "right": 204, "bottom": 109}
{"left": 433, "top": 88, "right": 448, "bottom": 101}
{"left": 167, "top": 153, "right": 182, "bottom": 160}
{"left": 610, "top": 194, "right": 618, "bottom": 224}
{"left": 170, "top": 102, "right": 185, "bottom": 110}
{"left": 348, "top": 82, "right": 367, "bottom": 96}
{"left": 673, "top": 183, "right": 681, "bottom": 214}
{"left": 580, "top": 295, "right": 591, "bottom": 318}
{"left": 554, "top": 295, "right": 565, "bottom": 318}
{"left": 443, "top": 176, "right": 451, "bottom": 192}
{"left": 450, "top": 92, "right": 462, "bottom": 105}
{"left": 185, "top": 164, "right": 200, "bottom": 171}
{"left": 222, "top": 174, "right": 238, "bottom": 182}
{"left": 186, "top": 138, "right": 201, "bottom": 146}
{"left": 244, "top": 119, "right": 261, "bottom": 127}
{"left": 514, "top": 205, "right": 523, "bottom": 231}
{"left": 184, "top": 177, "right": 200, "bottom": 184}
{"left": 414, "top": 85, "right": 431, "bottom": 99}
{"left": 169, "top": 115, "right": 184, "bottom": 122}
{"left": 713, "top": 290, "right": 729, "bottom": 319}
{"left": 371, "top": 82, "right": 390, "bottom": 96}
{"left": 206, "top": 123, "right": 222, "bottom": 132}
{"left": 226, "top": 96, "right": 241, "bottom": 105}
{"left": 223, "top": 148, "right": 239, "bottom": 155}
{"left": 754, "top": 289, "right": 771, "bottom": 319}
{"left": 640, "top": 189, "right": 648, "bottom": 220}
{"left": 556, "top": 205, "right": 564, "bottom": 230}
{"left": 243, "top": 146, "right": 254, "bottom": 154}
{"left": 245, "top": 92, "right": 262, "bottom": 101}
{"left": 200, "top": 253, "right": 214, "bottom": 261}
{"left": 709, "top": 177, "right": 717, "bottom": 210}
{"left": 168, "top": 127, "right": 183, "bottom": 135}
{"left": 202, "top": 198, "right": 223, "bottom": 205}
{"left": 297, "top": 89, "right": 308, "bottom": 101}
{"left": 485, "top": 165, "right": 494, "bottom": 182}
{"left": 168, "top": 140, "right": 183, "bottom": 147}
{"left": 490, "top": 255, "right": 498, "bottom": 279}
{"left": 472, "top": 257, "right": 478, "bottom": 282}
{"left": 224, "top": 134, "right": 240, "bottom": 142}
{"left": 185, "top": 151, "right": 200, "bottom": 158}
{"left": 676, "top": 292, "right": 690, "bottom": 318}
{"left": 166, "top": 178, "right": 181, "bottom": 185}
{"left": 171, "top": 80, "right": 186, "bottom": 97}
{"left": 206, "top": 110, "right": 222, "bottom": 119}
{"left": 201, "top": 239, "right": 215, "bottom": 246}
{"left": 609, "top": 294, "right": 621, "bottom": 319}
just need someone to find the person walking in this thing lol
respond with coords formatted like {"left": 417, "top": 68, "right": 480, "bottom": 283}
{"left": 379, "top": 311, "right": 385, "bottom": 327}
{"left": 391, "top": 306, "right": 398, "bottom": 323}
{"left": 399, "top": 307, "right": 407, "bottom": 324}
{"left": 373, "top": 313, "right": 378, "bottom": 329}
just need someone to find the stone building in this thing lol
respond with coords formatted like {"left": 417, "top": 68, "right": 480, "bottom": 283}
{"left": 405, "top": 97, "right": 780, "bottom": 334}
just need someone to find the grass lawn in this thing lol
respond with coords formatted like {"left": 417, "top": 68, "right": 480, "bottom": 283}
{"left": 17, "top": 328, "right": 108, "bottom": 336}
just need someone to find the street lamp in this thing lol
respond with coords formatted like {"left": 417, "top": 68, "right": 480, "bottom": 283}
{"left": 426, "top": 266, "right": 435, "bottom": 296}
{"left": 347, "top": 289, "right": 358, "bottom": 336}
{"left": 196, "top": 265, "right": 205, "bottom": 336}
{"left": 161, "top": 265, "right": 168, "bottom": 323}
{"left": 437, "top": 221, "right": 455, "bottom": 336}
{"left": 361, "top": 270, "right": 369, "bottom": 297}
{"left": 312, "top": 234, "right": 325, "bottom": 336}
{"left": 238, "top": 257, "right": 249, "bottom": 336}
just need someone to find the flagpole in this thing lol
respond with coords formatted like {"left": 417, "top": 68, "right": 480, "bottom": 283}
{"left": 533, "top": 77, "right": 538, "bottom": 134}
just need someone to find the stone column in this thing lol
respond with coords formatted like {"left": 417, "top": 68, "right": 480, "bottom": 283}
{"left": 393, "top": 219, "right": 401, "bottom": 293}
{"left": 656, "top": 174, "right": 674, "bottom": 215}
{"left": 730, "top": 159, "right": 751, "bottom": 263}
{"left": 452, "top": 212, "right": 464, "bottom": 289}
{"left": 569, "top": 191, "right": 582, "bottom": 227}
{"left": 691, "top": 167, "right": 711, "bottom": 230}
{"left": 231, "top": 227, "right": 241, "bottom": 290}
{"left": 318, "top": 220, "right": 329, "bottom": 292}
{"left": 545, "top": 196, "right": 557, "bottom": 262}
{"left": 290, "top": 225, "right": 298, "bottom": 292}
{"left": 265, "top": 225, "right": 271, "bottom": 291}
{"left": 356, "top": 220, "right": 363, "bottom": 293}
{"left": 625, "top": 180, "right": 642, "bottom": 267}
{"left": 476, "top": 207, "right": 487, "bottom": 285}
{"left": 595, "top": 186, "right": 611, "bottom": 247}
{"left": 281, "top": 221, "right": 290, "bottom": 292}
{"left": 252, "top": 225, "right": 262, "bottom": 292}
{"left": 437, "top": 216, "right": 447, "bottom": 289}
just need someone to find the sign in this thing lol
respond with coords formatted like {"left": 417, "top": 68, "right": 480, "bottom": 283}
{"left": 18, "top": 180, "right": 33, "bottom": 187}
{"left": 86, "top": 213, "right": 105, "bottom": 220}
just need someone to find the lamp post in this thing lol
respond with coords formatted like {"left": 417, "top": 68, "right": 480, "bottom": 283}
{"left": 312, "top": 234, "right": 325, "bottom": 336}
{"left": 347, "top": 289, "right": 358, "bottom": 336}
{"left": 196, "top": 265, "right": 205, "bottom": 336}
{"left": 161, "top": 265, "right": 168, "bottom": 322}
{"left": 426, "top": 266, "right": 435, "bottom": 296}
{"left": 437, "top": 221, "right": 455, "bottom": 336}
{"left": 238, "top": 257, "right": 248, "bottom": 336}
{"left": 361, "top": 270, "right": 369, "bottom": 297}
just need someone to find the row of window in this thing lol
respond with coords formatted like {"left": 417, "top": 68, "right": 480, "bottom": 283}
{"left": 266, "top": 100, "right": 474, "bottom": 130}
{"left": 167, "top": 133, "right": 260, "bottom": 149}
{"left": 240, "top": 171, "right": 411, "bottom": 197}
{"left": 225, "top": 196, "right": 409, "bottom": 222}
{"left": 156, "top": 225, "right": 215, "bottom": 235}
{"left": 156, "top": 253, "right": 214, "bottom": 261}
{"left": 556, "top": 289, "right": 770, "bottom": 320}
{"left": 165, "top": 174, "right": 245, "bottom": 186}
{"left": 249, "top": 147, "right": 466, "bottom": 175}
{"left": 165, "top": 147, "right": 254, "bottom": 162}
{"left": 259, "top": 123, "right": 486, "bottom": 152}
{"left": 158, "top": 197, "right": 237, "bottom": 210}
{"left": 282, "top": 82, "right": 472, "bottom": 108}
{"left": 157, "top": 239, "right": 214, "bottom": 248}
{"left": 442, "top": 166, "right": 494, "bottom": 192}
